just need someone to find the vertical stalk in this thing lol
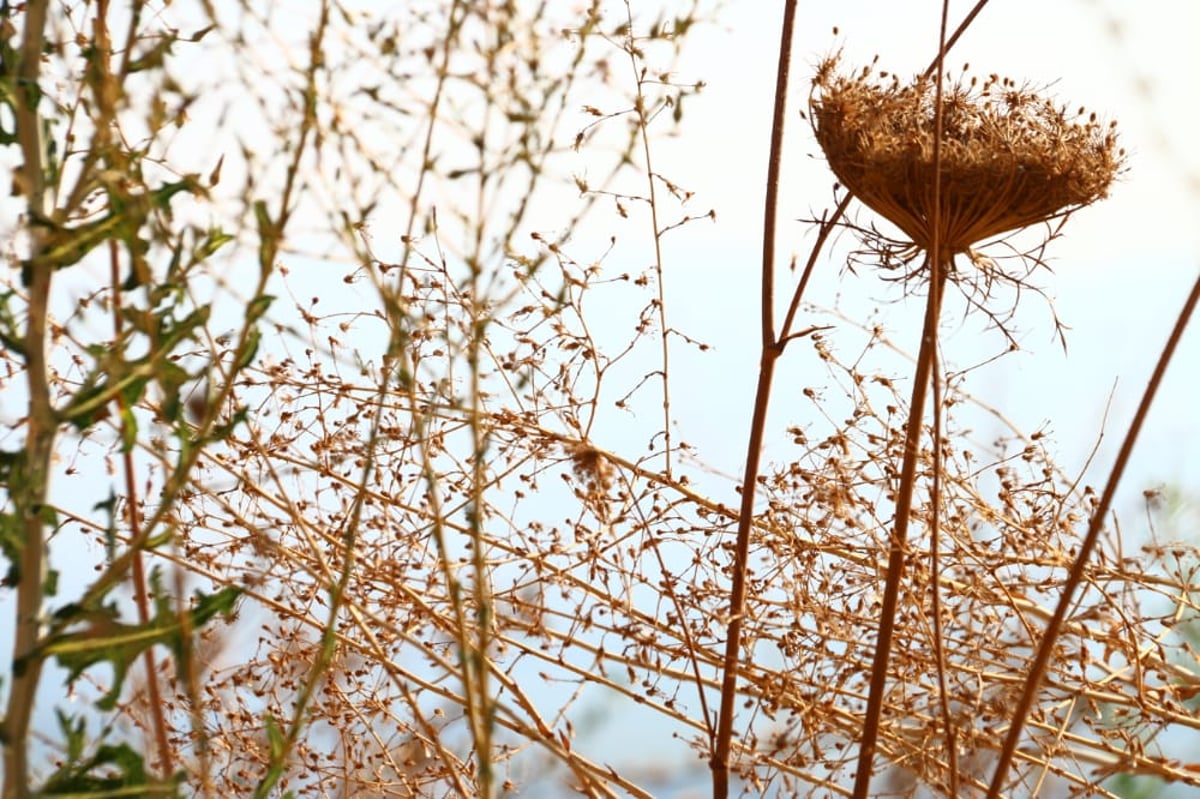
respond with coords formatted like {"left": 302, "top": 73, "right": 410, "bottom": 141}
{"left": 851, "top": 264, "right": 948, "bottom": 797}
{"left": 711, "top": 2, "right": 797, "bottom": 796}
{"left": 622, "top": 0, "right": 675, "bottom": 477}
{"left": 852, "top": 6, "right": 953, "bottom": 789}
{"left": 89, "top": 0, "right": 173, "bottom": 775}
{"left": 2, "top": 3, "right": 53, "bottom": 797}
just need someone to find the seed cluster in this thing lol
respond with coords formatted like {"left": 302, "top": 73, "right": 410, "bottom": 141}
{"left": 809, "top": 57, "right": 1125, "bottom": 257}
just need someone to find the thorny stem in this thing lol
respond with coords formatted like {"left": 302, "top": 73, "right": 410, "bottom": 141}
{"left": 2, "top": 2, "right": 52, "bottom": 797}
{"left": 985, "top": 272, "right": 1200, "bottom": 798}
{"left": 712, "top": 2, "right": 798, "bottom": 796}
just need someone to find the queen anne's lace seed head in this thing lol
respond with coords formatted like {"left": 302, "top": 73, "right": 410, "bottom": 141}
{"left": 809, "top": 56, "right": 1125, "bottom": 259}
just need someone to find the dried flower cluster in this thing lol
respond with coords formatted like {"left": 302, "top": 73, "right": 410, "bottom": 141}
{"left": 809, "top": 57, "right": 1125, "bottom": 257}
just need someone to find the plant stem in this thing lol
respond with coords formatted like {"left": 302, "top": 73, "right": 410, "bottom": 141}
{"left": 623, "top": 0, "right": 675, "bottom": 477}
{"left": 852, "top": 2, "right": 958, "bottom": 784}
{"left": 851, "top": 264, "right": 948, "bottom": 798}
{"left": 712, "top": 3, "right": 797, "bottom": 796}
{"left": 2, "top": 3, "right": 53, "bottom": 797}
{"left": 985, "top": 272, "right": 1200, "bottom": 798}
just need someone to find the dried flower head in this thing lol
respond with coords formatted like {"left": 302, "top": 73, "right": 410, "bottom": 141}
{"left": 809, "top": 57, "right": 1125, "bottom": 258}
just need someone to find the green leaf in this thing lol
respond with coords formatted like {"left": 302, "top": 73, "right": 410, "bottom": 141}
{"left": 264, "top": 713, "right": 286, "bottom": 760}
{"left": 245, "top": 293, "right": 275, "bottom": 323}
{"left": 117, "top": 405, "right": 139, "bottom": 453}
{"left": 196, "top": 226, "right": 234, "bottom": 259}
{"left": 1, "top": 509, "right": 24, "bottom": 587}
{"left": 38, "top": 735, "right": 185, "bottom": 796}
{"left": 252, "top": 715, "right": 290, "bottom": 799}
{"left": 39, "top": 584, "right": 241, "bottom": 711}
{"left": 202, "top": 405, "right": 249, "bottom": 445}
{"left": 154, "top": 359, "right": 191, "bottom": 425}
{"left": 235, "top": 325, "right": 261, "bottom": 371}
{"left": 93, "top": 490, "right": 119, "bottom": 563}
{"left": 32, "top": 212, "right": 126, "bottom": 271}
{"left": 254, "top": 199, "right": 275, "bottom": 270}
{"left": 0, "top": 289, "right": 27, "bottom": 357}
{"left": 149, "top": 175, "right": 201, "bottom": 211}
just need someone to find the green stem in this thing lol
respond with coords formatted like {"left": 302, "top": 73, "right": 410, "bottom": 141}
{"left": 2, "top": 3, "right": 54, "bottom": 797}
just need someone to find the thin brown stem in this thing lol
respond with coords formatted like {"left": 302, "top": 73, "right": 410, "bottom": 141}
{"left": 928, "top": 274, "right": 958, "bottom": 798}
{"left": 92, "top": 0, "right": 173, "bottom": 775}
{"left": 623, "top": 0, "right": 674, "bottom": 477}
{"left": 755, "top": 1, "right": 798, "bottom": 348}
{"left": 852, "top": 3, "right": 960, "bottom": 788}
{"left": 985, "top": 271, "right": 1200, "bottom": 798}
{"left": 850, "top": 263, "right": 948, "bottom": 798}
{"left": 712, "top": 3, "right": 798, "bottom": 796}
{"left": 778, "top": 195, "right": 852, "bottom": 341}
{"left": 108, "top": 235, "right": 173, "bottom": 775}
{"left": 922, "top": 0, "right": 991, "bottom": 79}
{"left": 927, "top": 4, "right": 958, "bottom": 795}
{"left": 712, "top": 348, "right": 780, "bottom": 799}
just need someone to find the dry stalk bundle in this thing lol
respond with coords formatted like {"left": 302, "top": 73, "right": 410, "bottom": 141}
{"left": 809, "top": 57, "right": 1125, "bottom": 258}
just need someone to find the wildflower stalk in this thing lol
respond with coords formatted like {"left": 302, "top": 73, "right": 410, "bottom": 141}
{"left": 623, "top": 0, "right": 675, "bottom": 477}
{"left": 851, "top": 261, "right": 948, "bottom": 798}
{"left": 715, "top": 8, "right": 1002, "bottom": 796}
{"left": 854, "top": 5, "right": 953, "bottom": 791}
{"left": 809, "top": 6, "right": 1120, "bottom": 791}
{"left": 711, "top": 4, "right": 798, "bottom": 796}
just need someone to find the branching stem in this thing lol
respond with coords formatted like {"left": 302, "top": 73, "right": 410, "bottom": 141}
{"left": 712, "top": 3, "right": 797, "bottom": 796}
{"left": 2, "top": 3, "right": 54, "bottom": 796}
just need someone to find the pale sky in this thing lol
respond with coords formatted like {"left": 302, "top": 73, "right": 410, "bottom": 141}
{"left": 629, "top": 0, "right": 1200, "bottom": 496}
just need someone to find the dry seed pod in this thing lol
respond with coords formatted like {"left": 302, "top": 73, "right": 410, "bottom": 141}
{"left": 809, "top": 56, "right": 1124, "bottom": 258}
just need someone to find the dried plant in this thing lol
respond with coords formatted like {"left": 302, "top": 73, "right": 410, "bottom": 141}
{"left": 809, "top": 57, "right": 1125, "bottom": 261}
{"left": 2, "top": 2, "right": 1199, "bottom": 799}
{"left": 803, "top": 49, "right": 1135, "bottom": 799}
